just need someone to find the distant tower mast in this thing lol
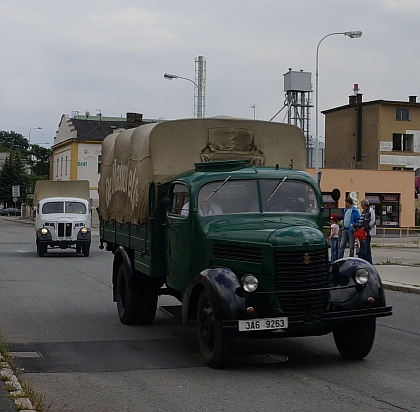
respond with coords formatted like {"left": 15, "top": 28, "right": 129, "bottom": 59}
{"left": 283, "top": 69, "right": 313, "bottom": 167}
{"left": 195, "top": 56, "right": 206, "bottom": 118}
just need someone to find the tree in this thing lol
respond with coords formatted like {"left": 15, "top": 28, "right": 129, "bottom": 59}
{"left": 0, "top": 151, "right": 29, "bottom": 207}
{"left": 0, "top": 131, "right": 29, "bottom": 153}
{"left": 0, "top": 131, "right": 52, "bottom": 205}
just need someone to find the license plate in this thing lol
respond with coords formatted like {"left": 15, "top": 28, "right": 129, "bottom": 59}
{"left": 238, "top": 317, "right": 288, "bottom": 331}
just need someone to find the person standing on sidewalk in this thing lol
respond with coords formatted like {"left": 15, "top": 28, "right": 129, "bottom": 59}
{"left": 358, "top": 198, "right": 376, "bottom": 264}
{"left": 329, "top": 214, "right": 340, "bottom": 262}
{"left": 338, "top": 197, "right": 360, "bottom": 259}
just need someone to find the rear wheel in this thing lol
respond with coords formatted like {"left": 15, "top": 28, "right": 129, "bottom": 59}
{"left": 136, "top": 287, "right": 158, "bottom": 324}
{"left": 116, "top": 261, "right": 139, "bottom": 325}
{"left": 333, "top": 318, "right": 376, "bottom": 360}
{"left": 115, "top": 260, "right": 158, "bottom": 325}
{"left": 196, "top": 290, "right": 235, "bottom": 368}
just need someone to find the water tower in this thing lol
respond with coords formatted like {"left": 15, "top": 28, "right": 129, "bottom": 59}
{"left": 283, "top": 69, "right": 313, "bottom": 167}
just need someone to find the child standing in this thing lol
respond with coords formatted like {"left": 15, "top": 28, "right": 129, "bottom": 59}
{"left": 329, "top": 214, "right": 340, "bottom": 262}
{"left": 354, "top": 227, "right": 369, "bottom": 261}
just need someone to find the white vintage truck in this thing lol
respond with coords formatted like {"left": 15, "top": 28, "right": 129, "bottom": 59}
{"left": 34, "top": 180, "right": 92, "bottom": 257}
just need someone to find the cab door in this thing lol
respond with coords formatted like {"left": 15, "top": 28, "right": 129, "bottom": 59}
{"left": 166, "top": 183, "right": 193, "bottom": 291}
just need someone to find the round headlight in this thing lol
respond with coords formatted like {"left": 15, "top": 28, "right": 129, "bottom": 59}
{"left": 354, "top": 268, "right": 369, "bottom": 285}
{"left": 81, "top": 227, "right": 88, "bottom": 234}
{"left": 41, "top": 228, "right": 48, "bottom": 235}
{"left": 241, "top": 275, "right": 259, "bottom": 293}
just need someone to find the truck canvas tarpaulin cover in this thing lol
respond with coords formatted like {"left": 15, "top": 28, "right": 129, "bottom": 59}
{"left": 34, "top": 180, "right": 90, "bottom": 205}
{"left": 98, "top": 117, "right": 305, "bottom": 224}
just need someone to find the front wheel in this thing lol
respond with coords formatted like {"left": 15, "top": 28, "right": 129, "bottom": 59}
{"left": 37, "top": 243, "right": 47, "bottom": 257}
{"left": 82, "top": 244, "right": 90, "bottom": 257}
{"left": 196, "top": 290, "right": 235, "bottom": 369}
{"left": 333, "top": 318, "right": 376, "bottom": 360}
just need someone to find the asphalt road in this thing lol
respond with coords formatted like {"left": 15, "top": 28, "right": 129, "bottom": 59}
{"left": 1, "top": 217, "right": 420, "bottom": 411}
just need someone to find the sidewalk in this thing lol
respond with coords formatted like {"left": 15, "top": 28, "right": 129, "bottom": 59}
{"left": 4, "top": 215, "right": 420, "bottom": 294}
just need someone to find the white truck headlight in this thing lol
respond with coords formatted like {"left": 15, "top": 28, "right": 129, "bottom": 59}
{"left": 354, "top": 268, "right": 369, "bottom": 285}
{"left": 241, "top": 275, "right": 259, "bottom": 292}
{"left": 41, "top": 228, "right": 48, "bottom": 235}
{"left": 80, "top": 227, "right": 88, "bottom": 234}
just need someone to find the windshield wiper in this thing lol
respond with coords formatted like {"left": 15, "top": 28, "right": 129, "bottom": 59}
{"left": 267, "top": 176, "right": 287, "bottom": 202}
{"left": 204, "top": 175, "right": 231, "bottom": 202}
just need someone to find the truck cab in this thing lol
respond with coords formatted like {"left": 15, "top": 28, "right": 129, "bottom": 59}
{"left": 35, "top": 196, "right": 91, "bottom": 257}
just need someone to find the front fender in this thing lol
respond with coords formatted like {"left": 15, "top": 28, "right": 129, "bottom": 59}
{"left": 330, "top": 257, "right": 387, "bottom": 310}
{"left": 182, "top": 267, "right": 246, "bottom": 324}
{"left": 36, "top": 228, "right": 52, "bottom": 242}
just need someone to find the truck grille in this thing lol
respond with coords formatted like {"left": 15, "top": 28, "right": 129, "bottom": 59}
{"left": 58, "top": 222, "right": 72, "bottom": 237}
{"left": 214, "top": 244, "right": 262, "bottom": 263}
{"left": 274, "top": 249, "right": 329, "bottom": 315}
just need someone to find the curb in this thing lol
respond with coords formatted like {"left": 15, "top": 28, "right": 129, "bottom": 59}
{"left": 0, "top": 355, "right": 37, "bottom": 411}
{"left": 383, "top": 283, "right": 420, "bottom": 295}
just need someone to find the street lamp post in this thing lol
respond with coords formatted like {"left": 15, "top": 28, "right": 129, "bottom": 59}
{"left": 164, "top": 73, "right": 202, "bottom": 118}
{"left": 315, "top": 31, "right": 362, "bottom": 184}
{"left": 28, "top": 127, "right": 42, "bottom": 145}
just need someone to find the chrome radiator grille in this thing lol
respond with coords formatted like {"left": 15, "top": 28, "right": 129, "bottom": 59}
{"left": 214, "top": 244, "right": 262, "bottom": 263}
{"left": 58, "top": 222, "right": 72, "bottom": 237}
{"left": 274, "top": 249, "right": 329, "bottom": 315}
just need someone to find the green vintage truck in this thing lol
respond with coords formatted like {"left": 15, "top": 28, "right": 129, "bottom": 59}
{"left": 98, "top": 117, "right": 392, "bottom": 368}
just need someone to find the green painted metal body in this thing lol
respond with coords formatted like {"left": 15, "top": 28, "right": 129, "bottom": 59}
{"left": 100, "top": 162, "right": 326, "bottom": 297}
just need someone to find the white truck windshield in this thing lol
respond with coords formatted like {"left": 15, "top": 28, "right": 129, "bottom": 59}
{"left": 42, "top": 201, "right": 86, "bottom": 214}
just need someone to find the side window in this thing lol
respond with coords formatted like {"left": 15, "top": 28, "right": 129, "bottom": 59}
{"left": 170, "top": 184, "right": 189, "bottom": 216}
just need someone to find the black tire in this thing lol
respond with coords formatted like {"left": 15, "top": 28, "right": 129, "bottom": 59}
{"left": 82, "top": 244, "right": 90, "bottom": 257}
{"left": 196, "top": 290, "right": 235, "bottom": 369}
{"left": 333, "top": 318, "right": 376, "bottom": 360}
{"left": 136, "top": 288, "right": 158, "bottom": 325}
{"left": 76, "top": 245, "right": 82, "bottom": 253}
{"left": 37, "top": 244, "right": 47, "bottom": 257}
{"left": 115, "top": 261, "right": 139, "bottom": 325}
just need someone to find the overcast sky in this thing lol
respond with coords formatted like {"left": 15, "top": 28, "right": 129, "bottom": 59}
{"left": 1, "top": 0, "right": 419, "bottom": 146}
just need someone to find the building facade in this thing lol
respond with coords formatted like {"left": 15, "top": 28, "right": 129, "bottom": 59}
{"left": 323, "top": 94, "right": 420, "bottom": 171}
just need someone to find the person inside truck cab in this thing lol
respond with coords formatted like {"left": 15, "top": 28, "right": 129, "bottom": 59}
{"left": 198, "top": 183, "right": 223, "bottom": 216}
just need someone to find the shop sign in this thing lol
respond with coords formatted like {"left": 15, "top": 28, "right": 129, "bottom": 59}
{"left": 382, "top": 195, "right": 398, "bottom": 202}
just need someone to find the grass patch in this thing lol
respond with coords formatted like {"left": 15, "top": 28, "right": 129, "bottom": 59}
{"left": 376, "top": 258, "right": 402, "bottom": 265}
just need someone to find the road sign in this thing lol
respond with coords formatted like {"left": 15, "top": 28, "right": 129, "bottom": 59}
{"left": 13, "top": 197, "right": 18, "bottom": 203}
{"left": 12, "top": 186, "right": 20, "bottom": 198}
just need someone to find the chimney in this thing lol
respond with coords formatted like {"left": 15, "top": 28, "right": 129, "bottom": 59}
{"left": 353, "top": 83, "right": 359, "bottom": 95}
{"left": 349, "top": 95, "right": 357, "bottom": 105}
{"left": 126, "top": 112, "right": 143, "bottom": 129}
{"left": 356, "top": 93, "right": 363, "bottom": 103}
{"left": 409, "top": 96, "right": 417, "bottom": 103}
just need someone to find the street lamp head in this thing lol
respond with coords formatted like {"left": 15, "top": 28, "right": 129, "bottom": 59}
{"left": 345, "top": 31, "right": 362, "bottom": 39}
{"left": 164, "top": 73, "right": 178, "bottom": 80}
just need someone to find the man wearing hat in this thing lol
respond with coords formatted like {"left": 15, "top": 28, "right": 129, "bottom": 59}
{"left": 329, "top": 214, "right": 340, "bottom": 262}
{"left": 338, "top": 197, "right": 361, "bottom": 259}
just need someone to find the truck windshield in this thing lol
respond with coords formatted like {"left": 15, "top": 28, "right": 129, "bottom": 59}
{"left": 42, "top": 202, "right": 64, "bottom": 214}
{"left": 198, "top": 179, "right": 318, "bottom": 216}
{"left": 41, "top": 201, "right": 86, "bottom": 214}
{"left": 65, "top": 202, "right": 86, "bottom": 214}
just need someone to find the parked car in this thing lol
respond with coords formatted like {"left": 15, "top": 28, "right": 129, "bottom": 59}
{"left": 0, "top": 207, "right": 21, "bottom": 216}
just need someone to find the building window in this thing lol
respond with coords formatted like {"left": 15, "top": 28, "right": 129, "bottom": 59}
{"left": 396, "top": 108, "right": 410, "bottom": 121}
{"left": 60, "top": 157, "right": 63, "bottom": 176}
{"left": 97, "top": 155, "right": 101, "bottom": 174}
{"left": 56, "top": 159, "right": 59, "bottom": 177}
{"left": 65, "top": 156, "right": 68, "bottom": 175}
{"left": 392, "top": 133, "right": 413, "bottom": 151}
